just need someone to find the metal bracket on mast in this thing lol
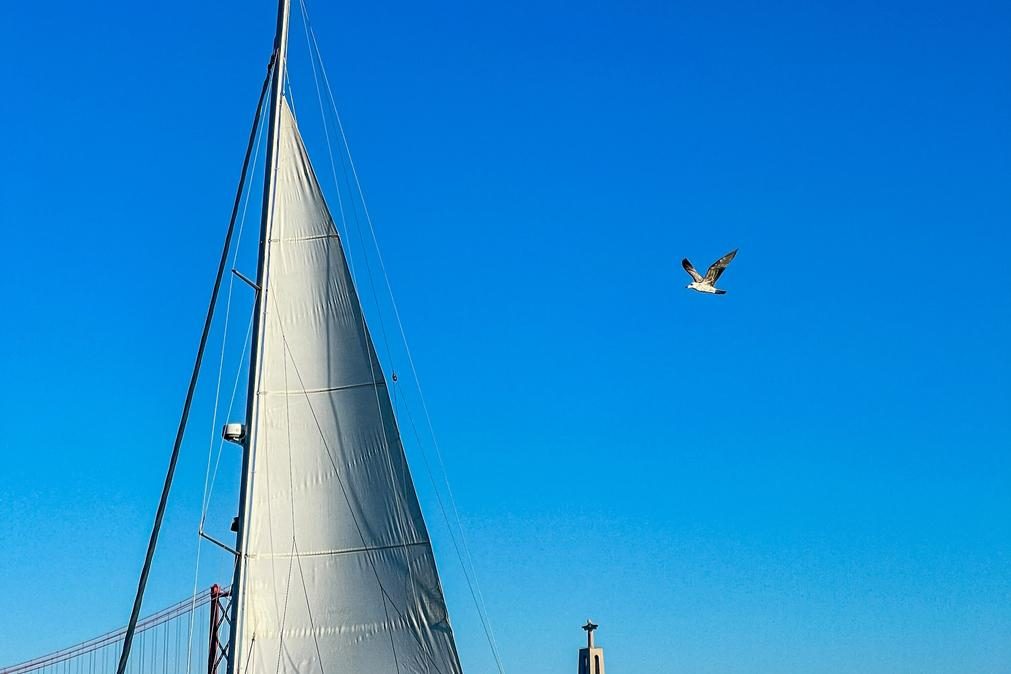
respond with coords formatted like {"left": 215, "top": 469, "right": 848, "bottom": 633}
{"left": 200, "top": 530, "right": 240, "bottom": 557}
{"left": 231, "top": 268, "right": 261, "bottom": 291}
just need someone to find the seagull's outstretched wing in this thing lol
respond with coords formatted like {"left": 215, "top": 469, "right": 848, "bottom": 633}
{"left": 704, "top": 249, "right": 737, "bottom": 284}
{"left": 681, "top": 258, "right": 704, "bottom": 283}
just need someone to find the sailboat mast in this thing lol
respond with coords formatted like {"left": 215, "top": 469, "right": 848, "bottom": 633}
{"left": 217, "top": 3, "right": 466, "bottom": 671}
{"left": 227, "top": 0, "right": 291, "bottom": 671}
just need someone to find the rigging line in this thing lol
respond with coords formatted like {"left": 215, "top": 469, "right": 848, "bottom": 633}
{"left": 301, "top": 15, "right": 506, "bottom": 673}
{"left": 231, "top": 40, "right": 290, "bottom": 665}
{"left": 294, "top": 3, "right": 420, "bottom": 638}
{"left": 187, "top": 64, "right": 271, "bottom": 674}
{"left": 202, "top": 308, "right": 255, "bottom": 526}
{"left": 187, "top": 56, "right": 271, "bottom": 674}
{"left": 293, "top": 0, "right": 352, "bottom": 247}
{"left": 397, "top": 380, "right": 504, "bottom": 665}
{"left": 241, "top": 638, "right": 256, "bottom": 674}
{"left": 294, "top": 0, "right": 404, "bottom": 519}
{"left": 284, "top": 355, "right": 437, "bottom": 674}
{"left": 274, "top": 318, "right": 332, "bottom": 674}
{"left": 284, "top": 67, "right": 300, "bottom": 129}
{"left": 266, "top": 320, "right": 298, "bottom": 662}
{"left": 272, "top": 347, "right": 298, "bottom": 674}
{"left": 282, "top": 321, "right": 297, "bottom": 542}
{"left": 200, "top": 101, "right": 270, "bottom": 527}
{"left": 295, "top": 0, "right": 399, "bottom": 392}
{"left": 115, "top": 54, "right": 276, "bottom": 674}
{"left": 271, "top": 540, "right": 296, "bottom": 674}
{"left": 269, "top": 298, "right": 444, "bottom": 674}
{"left": 267, "top": 283, "right": 406, "bottom": 674}
{"left": 251, "top": 300, "right": 284, "bottom": 629}
{"left": 258, "top": 375, "right": 284, "bottom": 626}
{"left": 300, "top": 0, "right": 415, "bottom": 577}
{"left": 292, "top": 538, "right": 331, "bottom": 674}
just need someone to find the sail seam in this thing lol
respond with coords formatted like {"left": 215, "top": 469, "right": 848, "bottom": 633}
{"left": 267, "top": 292, "right": 447, "bottom": 674}
{"left": 257, "top": 380, "right": 386, "bottom": 396}
{"left": 248, "top": 540, "right": 431, "bottom": 560}
{"left": 268, "top": 232, "right": 339, "bottom": 242}
{"left": 298, "top": 7, "right": 499, "bottom": 672}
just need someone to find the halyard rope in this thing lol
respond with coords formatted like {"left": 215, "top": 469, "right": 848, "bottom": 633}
{"left": 296, "top": 3, "right": 506, "bottom": 671}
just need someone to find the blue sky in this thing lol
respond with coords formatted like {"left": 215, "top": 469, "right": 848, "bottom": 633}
{"left": 1, "top": 0, "right": 1009, "bottom": 672}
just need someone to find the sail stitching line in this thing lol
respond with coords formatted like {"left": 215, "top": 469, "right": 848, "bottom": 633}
{"left": 293, "top": 14, "right": 420, "bottom": 674}
{"left": 269, "top": 289, "right": 408, "bottom": 674}
{"left": 266, "top": 233, "right": 341, "bottom": 243}
{"left": 243, "top": 11, "right": 461, "bottom": 674}
{"left": 281, "top": 77, "right": 418, "bottom": 622}
{"left": 268, "top": 292, "right": 445, "bottom": 674}
{"left": 294, "top": 0, "right": 416, "bottom": 561}
{"left": 299, "top": 7, "right": 505, "bottom": 672}
{"left": 293, "top": 22, "right": 429, "bottom": 674}
{"left": 283, "top": 107, "right": 418, "bottom": 605}
{"left": 259, "top": 380, "right": 385, "bottom": 396}
{"left": 248, "top": 540, "right": 431, "bottom": 560}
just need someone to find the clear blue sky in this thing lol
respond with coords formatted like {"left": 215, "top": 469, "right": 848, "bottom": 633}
{"left": 1, "top": 0, "right": 1009, "bottom": 672}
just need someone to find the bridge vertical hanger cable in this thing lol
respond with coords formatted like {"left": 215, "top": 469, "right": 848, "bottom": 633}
{"left": 115, "top": 57, "right": 276, "bottom": 674}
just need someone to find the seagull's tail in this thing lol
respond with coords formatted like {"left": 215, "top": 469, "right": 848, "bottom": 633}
{"left": 715, "top": 289, "right": 727, "bottom": 295}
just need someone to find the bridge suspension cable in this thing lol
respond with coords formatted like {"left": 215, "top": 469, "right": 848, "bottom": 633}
{"left": 0, "top": 587, "right": 231, "bottom": 674}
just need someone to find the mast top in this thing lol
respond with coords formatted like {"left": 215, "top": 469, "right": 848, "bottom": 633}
{"left": 270, "top": 0, "right": 291, "bottom": 69}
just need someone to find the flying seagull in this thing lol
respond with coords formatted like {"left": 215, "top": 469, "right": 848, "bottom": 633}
{"left": 681, "top": 249, "right": 738, "bottom": 294}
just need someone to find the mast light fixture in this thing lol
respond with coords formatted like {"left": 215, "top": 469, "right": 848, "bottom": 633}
{"left": 222, "top": 423, "right": 246, "bottom": 444}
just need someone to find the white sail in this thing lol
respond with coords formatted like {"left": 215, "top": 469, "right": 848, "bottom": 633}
{"left": 232, "top": 98, "right": 464, "bottom": 674}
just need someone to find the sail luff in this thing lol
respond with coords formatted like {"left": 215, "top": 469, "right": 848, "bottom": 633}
{"left": 229, "top": 98, "right": 464, "bottom": 674}
{"left": 227, "top": 1, "right": 291, "bottom": 673}
{"left": 225, "top": 2, "right": 464, "bottom": 669}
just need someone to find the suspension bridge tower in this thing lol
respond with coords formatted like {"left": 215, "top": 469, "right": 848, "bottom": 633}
{"left": 578, "top": 620, "right": 606, "bottom": 674}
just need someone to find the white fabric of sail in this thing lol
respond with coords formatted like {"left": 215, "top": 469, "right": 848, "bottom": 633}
{"left": 233, "top": 99, "right": 463, "bottom": 674}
